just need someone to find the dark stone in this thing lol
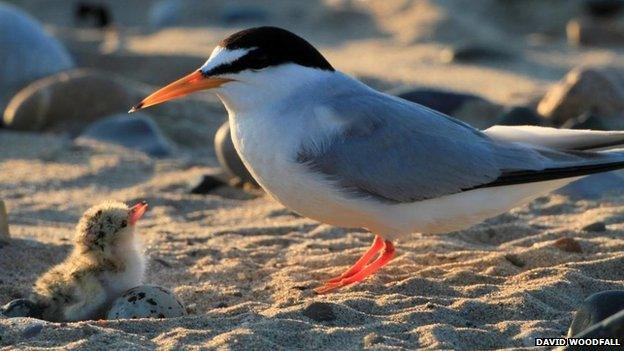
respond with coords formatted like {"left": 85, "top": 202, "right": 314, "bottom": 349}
{"left": 584, "top": 0, "right": 624, "bottom": 18}
{"left": 560, "top": 112, "right": 608, "bottom": 130}
{"left": 78, "top": 113, "right": 174, "bottom": 158}
{"left": 189, "top": 174, "right": 228, "bottom": 194}
{"left": 553, "top": 237, "right": 583, "bottom": 253}
{"left": 558, "top": 172, "right": 624, "bottom": 200}
{"left": 214, "top": 122, "right": 257, "bottom": 185}
{"left": 583, "top": 221, "right": 607, "bottom": 232}
{"left": 495, "top": 106, "right": 543, "bottom": 126}
{"left": 303, "top": 302, "right": 336, "bottom": 322}
{"left": 388, "top": 86, "right": 484, "bottom": 115}
{"left": 441, "top": 44, "right": 512, "bottom": 63}
{"left": 568, "top": 290, "right": 624, "bottom": 337}
{"left": 0, "top": 298, "right": 43, "bottom": 318}
{"left": 22, "top": 323, "right": 44, "bottom": 338}
{"left": 220, "top": 4, "right": 269, "bottom": 24}
{"left": 504, "top": 254, "right": 525, "bottom": 268}
{"left": 74, "top": 2, "right": 111, "bottom": 28}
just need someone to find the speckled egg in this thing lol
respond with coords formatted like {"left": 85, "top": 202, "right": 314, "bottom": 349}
{"left": 106, "top": 285, "right": 187, "bottom": 320}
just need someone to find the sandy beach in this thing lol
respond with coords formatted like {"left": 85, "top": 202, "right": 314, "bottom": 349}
{"left": 2, "top": 0, "right": 624, "bottom": 349}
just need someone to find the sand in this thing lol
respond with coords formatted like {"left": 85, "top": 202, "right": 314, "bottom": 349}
{"left": 2, "top": 0, "right": 624, "bottom": 350}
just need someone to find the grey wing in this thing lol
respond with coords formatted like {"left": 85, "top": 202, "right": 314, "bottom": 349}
{"left": 297, "top": 90, "right": 624, "bottom": 203}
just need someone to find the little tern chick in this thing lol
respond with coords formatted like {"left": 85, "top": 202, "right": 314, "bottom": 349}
{"left": 31, "top": 201, "right": 148, "bottom": 321}
{"left": 130, "top": 26, "right": 624, "bottom": 293}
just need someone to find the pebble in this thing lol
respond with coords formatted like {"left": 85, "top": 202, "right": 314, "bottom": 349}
{"left": 0, "top": 3, "right": 74, "bottom": 111}
{"left": 77, "top": 113, "right": 174, "bottom": 158}
{"left": 107, "top": 285, "right": 187, "bottom": 320}
{"left": 560, "top": 112, "right": 608, "bottom": 130}
{"left": 495, "top": 106, "right": 543, "bottom": 126}
{"left": 567, "top": 17, "right": 624, "bottom": 46}
{"left": 440, "top": 43, "right": 512, "bottom": 63}
{"left": 452, "top": 99, "right": 504, "bottom": 129}
{"left": 189, "top": 174, "right": 228, "bottom": 194}
{"left": 302, "top": 302, "right": 336, "bottom": 322}
{"left": 0, "top": 200, "right": 9, "bottom": 243}
{"left": 389, "top": 86, "right": 485, "bottom": 115}
{"left": 552, "top": 237, "right": 583, "bottom": 253}
{"left": 582, "top": 221, "right": 607, "bottom": 232}
{"left": 214, "top": 122, "right": 257, "bottom": 185}
{"left": 0, "top": 298, "right": 43, "bottom": 318}
{"left": 537, "top": 67, "right": 624, "bottom": 126}
{"left": 504, "top": 254, "right": 525, "bottom": 268}
{"left": 568, "top": 290, "right": 624, "bottom": 337}
{"left": 3, "top": 69, "right": 138, "bottom": 135}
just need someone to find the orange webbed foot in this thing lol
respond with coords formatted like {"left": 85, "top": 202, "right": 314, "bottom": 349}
{"left": 315, "top": 236, "right": 395, "bottom": 294}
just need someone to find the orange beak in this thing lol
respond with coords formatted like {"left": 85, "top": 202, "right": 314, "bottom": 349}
{"left": 129, "top": 70, "right": 232, "bottom": 112}
{"left": 128, "top": 201, "right": 148, "bottom": 226}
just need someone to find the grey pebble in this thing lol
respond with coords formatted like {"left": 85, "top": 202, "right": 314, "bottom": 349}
{"left": 302, "top": 302, "right": 336, "bottom": 322}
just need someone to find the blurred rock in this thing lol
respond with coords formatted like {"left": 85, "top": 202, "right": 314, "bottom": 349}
{"left": 537, "top": 67, "right": 624, "bottom": 126}
{"left": 440, "top": 43, "right": 513, "bottom": 63}
{"left": 584, "top": 0, "right": 624, "bottom": 18}
{"left": 189, "top": 174, "right": 228, "bottom": 194}
{"left": 495, "top": 106, "right": 543, "bottom": 126}
{"left": 74, "top": 2, "right": 111, "bottom": 28}
{"left": 582, "top": 221, "right": 607, "bottom": 232}
{"left": 564, "top": 309, "right": 624, "bottom": 349}
{"left": 567, "top": 16, "right": 624, "bottom": 46}
{"left": 0, "top": 200, "right": 9, "bottom": 244}
{"left": 552, "top": 237, "right": 583, "bottom": 253}
{"left": 3, "top": 69, "right": 137, "bottom": 135}
{"left": 77, "top": 113, "right": 174, "bottom": 158}
{"left": 568, "top": 290, "right": 624, "bottom": 337}
{"left": 452, "top": 99, "right": 505, "bottom": 129}
{"left": 0, "top": 3, "right": 74, "bottom": 111}
{"left": 220, "top": 4, "right": 269, "bottom": 24}
{"left": 214, "top": 122, "right": 257, "bottom": 186}
{"left": 558, "top": 172, "right": 624, "bottom": 199}
{"left": 560, "top": 111, "right": 608, "bottom": 130}
{"left": 389, "top": 87, "right": 485, "bottom": 115}
{"left": 0, "top": 299, "right": 43, "bottom": 318}
{"left": 107, "top": 285, "right": 187, "bottom": 319}
{"left": 303, "top": 302, "right": 336, "bottom": 322}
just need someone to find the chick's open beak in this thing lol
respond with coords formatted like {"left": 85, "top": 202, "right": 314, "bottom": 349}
{"left": 129, "top": 70, "right": 232, "bottom": 112}
{"left": 128, "top": 201, "right": 148, "bottom": 226}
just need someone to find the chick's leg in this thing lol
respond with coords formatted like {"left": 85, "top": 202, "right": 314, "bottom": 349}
{"left": 63, "top": 276, "right": 107, "bottom": 322}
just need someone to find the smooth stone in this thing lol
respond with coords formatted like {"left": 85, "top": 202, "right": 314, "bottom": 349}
{"left": 22, "top": 323, "right": 44, "bottom": 338}
{"left": 568, "top": 290, "right": 624, "bottom": 337}
{"left": 0, "top": 200, "right": 9, "bottom": 244}
{"left": 495, "top": 106, "right": 543, "bottom": 126}
{"left": 557, "top": 172, "right": 624, "bottom": 200}
{"left": 214, "top": 122, "right": 257, "bottom": 185}
{"left": 583, "top": 221, "right": 607, "bottom": 232}
{"left": 74, "top": 2, "right": 111, "bottom": 28}
{"left": 220, "top": 4, "right": 269, "bottom": 24}
{"left": 0, "top": 299, "right": 43, "bottom": 318}
{"left": 388, "top": 87, "right": 485, "bottom": 115}
{"left": 452, "top": 99, "right": 504, "bottom": 129}
{"left": 567, "top": 17, "right": 624, "bottom": 46}
{"left": 302, "top": 302, "right": 336, "bottom": 322}
{"left": 106, "top": 285, "right": 187, "bottom": 320}
{"left": 537, "top": 67, "right": 624, "bottom": 125}
{"left": 189, "top": 174, "right": 228, "bottom": 194}
{"left": 553, "top": 237, "right": 583, "bottom": 253}
{"left": 584, "top": 0, "right": 624, "bottom": 18}
{"left": 0, "top": 3, "right": 74, "bottom": 111}
{"left": 440, "top": 43, "right": 513, "bottom": 63}
{"left": 560, "top": 112, "right": 608, "bottom": 130}
{"left": 565, "top": 309, "right": 624, "bottom": 348}
{"left": 3, "top": 69, "right": 138, "bottom": 135}
{"left": 77, "top": 113, "right": 174, "bottom": 158}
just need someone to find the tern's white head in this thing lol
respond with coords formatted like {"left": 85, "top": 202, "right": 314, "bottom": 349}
{"left": 130, "top": 27, "right": 337, "bottom": 113}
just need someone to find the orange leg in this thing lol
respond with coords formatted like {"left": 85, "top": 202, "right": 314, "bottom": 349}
{"left": 315, "top": 236, "right": 395, "bottom": 294}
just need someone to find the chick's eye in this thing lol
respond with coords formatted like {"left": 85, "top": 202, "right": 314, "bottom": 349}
{"left": 121, "top": 220, "right": 127, "bottom": 228}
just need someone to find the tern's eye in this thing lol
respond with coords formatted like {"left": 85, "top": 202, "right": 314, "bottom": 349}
{"left": 120, "top": 220, "right": 127, "bottom": 228}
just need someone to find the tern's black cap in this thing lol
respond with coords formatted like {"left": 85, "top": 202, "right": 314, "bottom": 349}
{"left": 205, "top": 26, "right": 334, "bottom": 76}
